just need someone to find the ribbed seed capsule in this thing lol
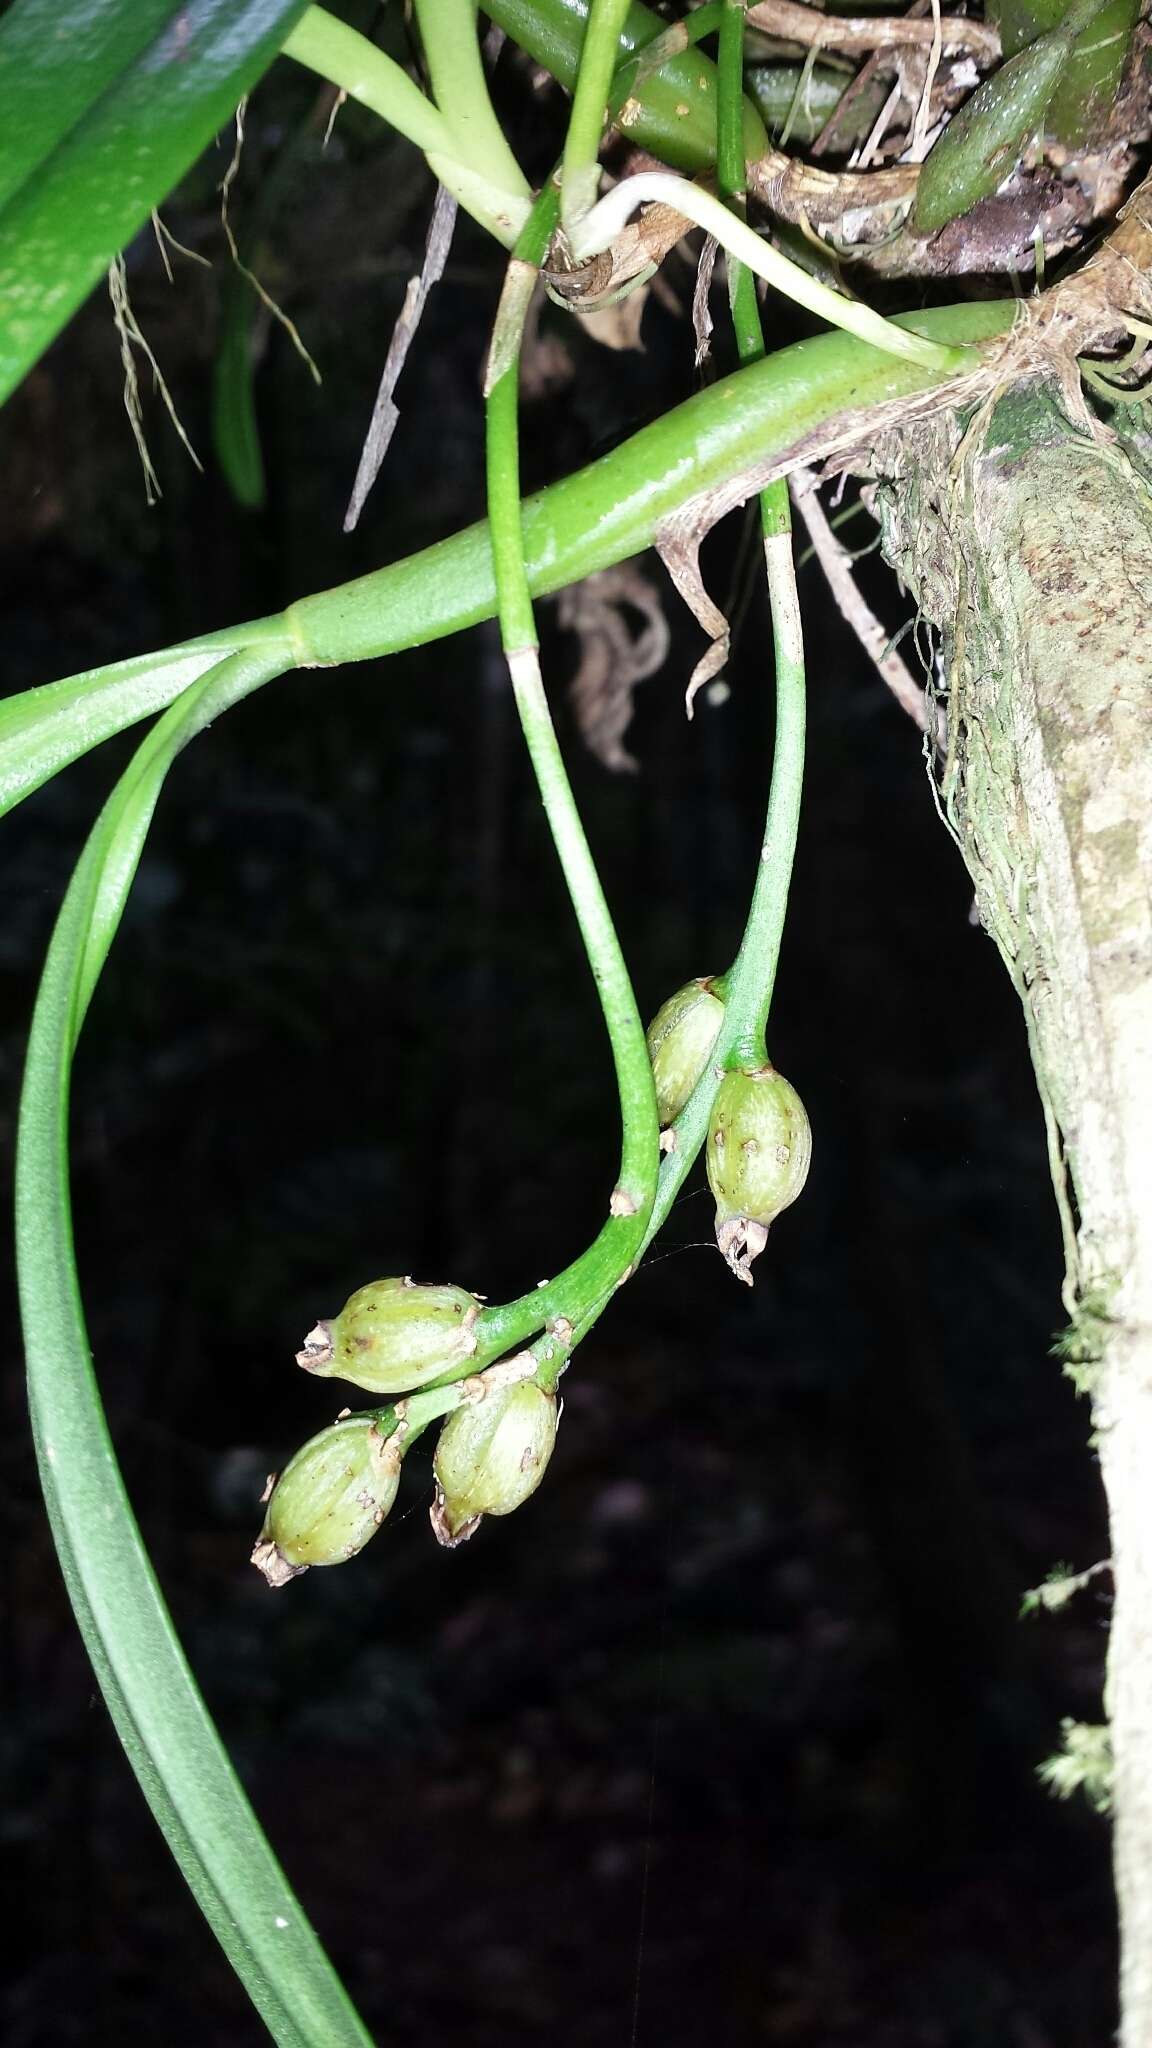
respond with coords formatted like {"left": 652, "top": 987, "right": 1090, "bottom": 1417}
{"left": 430, "top": 1380, "right": 558, "bottom": 1547}
{"left": 707, "top": 1064, "right": 811, "bottom": 1286}
{"left": 251, "top": 1417, "right": 401, "bottom": 1587}
{"left": 646, "top": 977, "right": 725, "bottom": 1125}
{"left": 297, "top": 1276, "right": 481, "bottom": 1395}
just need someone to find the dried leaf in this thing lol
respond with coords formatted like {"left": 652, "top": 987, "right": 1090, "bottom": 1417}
{"left": 654, "top": 512, "right": 731, "bottom": 714}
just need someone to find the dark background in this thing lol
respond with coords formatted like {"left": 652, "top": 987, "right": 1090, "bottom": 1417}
{"left": 0, "top": 50, "right": 1115, "bottom": 2048}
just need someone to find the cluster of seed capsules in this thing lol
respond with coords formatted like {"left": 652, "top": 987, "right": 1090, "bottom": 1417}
{"left": 252, "top": 977, "right": 810, "bottom": 1587}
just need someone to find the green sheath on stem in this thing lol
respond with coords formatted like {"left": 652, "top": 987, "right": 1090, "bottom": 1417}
{"left": 717, "top": 0, "right": 749, "bottom": 195}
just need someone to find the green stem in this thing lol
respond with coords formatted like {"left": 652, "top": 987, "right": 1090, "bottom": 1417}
{"left": 283, "top": 5, "right": 530, "bottom": 243}
{"left": 522, "top": 501, "right": 804, "bottom": 1376}
{"left": 413, "top": 0, "right": 531, "bottom": 199}
{"left": 717, "top": 0, "right": 748, "bottom": 196}
{"left": 484, "top": 187, "right": 560, "bottom": 639}
{"left": 283, "top": 9, "right": 455, "bottom": 158}
{"left": 451, "top": 12, "right": 805, "bottom": 1384}
{"left": 643, "top": 501, "right": 804, "bottom": 1214}
{"left": 508, "top": 510, "right": 804, "bottom": 1383}
{"left": 526, "top": 0, "right": 806, "bottom": 1375}
{"left": 565, "top": 0, "right": 724, "bottom": 218}
{"left": 418, "top": 9, "right": 794, "bottom": 1379}
{"left": 477, "top": 179, "right": 661, "bottom": 1366}
{"left": 727, "top": 520, "right": 804, "bottom": 1054}
{"left": 717, "top": 0, "right": 805, "bottom": 1059}
{"left": 561, "top": 0, "right": 635, "bottom": 228}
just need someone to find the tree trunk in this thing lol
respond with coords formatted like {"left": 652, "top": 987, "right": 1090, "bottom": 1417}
{"left": 876, "top": 382, "right": 1152, "bottom": 2044}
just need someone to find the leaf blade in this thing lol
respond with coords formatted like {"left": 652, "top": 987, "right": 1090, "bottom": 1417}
{"left": 16, "top": 645, "right": 374, "bottom": 2048}
{"left": 0, "top": 0, "right": 177, "bottom": 212}
{"left": 0, "top": 616, "right": 291, "bottom": 818}
{"left": 0, "top": 0, "right": 312, "bottom": 404}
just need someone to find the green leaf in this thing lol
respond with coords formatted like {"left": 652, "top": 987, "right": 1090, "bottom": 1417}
{"left": 0, "top": 0, "right": 312, "bottom": 406}
{"left": 16, "top": 642, "right": 372, "bottom": 2048}
{"left": 0, "top": 0, "right": 177, "bottom": 212}
{"left": 0, "top": 616, "right": 292, "bottom": 818}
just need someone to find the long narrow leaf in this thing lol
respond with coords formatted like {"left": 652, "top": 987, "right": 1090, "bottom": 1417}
{"left": 0, "top": 0, "right": 311, "bottom": 404}
{"left": 0, "top": 615, "right": 291, "bottom": 818}
{"left": 16, "top": 643, "right": 374, "bottom": 2048}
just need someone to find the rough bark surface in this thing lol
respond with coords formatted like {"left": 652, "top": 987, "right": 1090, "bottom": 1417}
{"left": 875, "top": 383, "right": 1152, "bottom": 2046}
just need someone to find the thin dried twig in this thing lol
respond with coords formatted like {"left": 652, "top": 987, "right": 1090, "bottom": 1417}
{"left": 907, "top": 0, "right": 944, "bottom": 159}
{"left": 854, "top": 78, "right": 906, "bottom": 167}
{"left": 321, "top": 88, "right": 347, "bottom": 149}
{"left": 809, "top": 0, "right": 932, "bottom": 159}
{"left": 789, "top": 464, "right": 926, "bottom": 727}
{"left": 344, "top": 183, "right": 459, "bottom": 532}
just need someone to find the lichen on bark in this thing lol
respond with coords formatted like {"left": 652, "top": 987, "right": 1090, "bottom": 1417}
{"left": 873, "top": 378, "right": 1152, "bottom": 2045}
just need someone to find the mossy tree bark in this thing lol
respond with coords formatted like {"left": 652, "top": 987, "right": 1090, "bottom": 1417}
{"left": 875, "top": 381, "right": 1152, "bottom": 2043}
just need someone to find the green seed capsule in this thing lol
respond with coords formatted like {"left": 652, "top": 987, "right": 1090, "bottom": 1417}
{"left": 251, "top": 1417, "right": 401, "bottom": 1586}
{"left": 913, "top": 0, "right": 1110, "bottom": 233}
{"left": 430, "top": 1380, "right": 558, "bottom": 1547}
{"left": 646, "top": 976, "right": 725, "bottom": 1125}
{"left": 707, "top": 1063, "right": 812, "bottom": 1285}
{"left": 297, "top": 1276, "right": 481, "bottom": 1395}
